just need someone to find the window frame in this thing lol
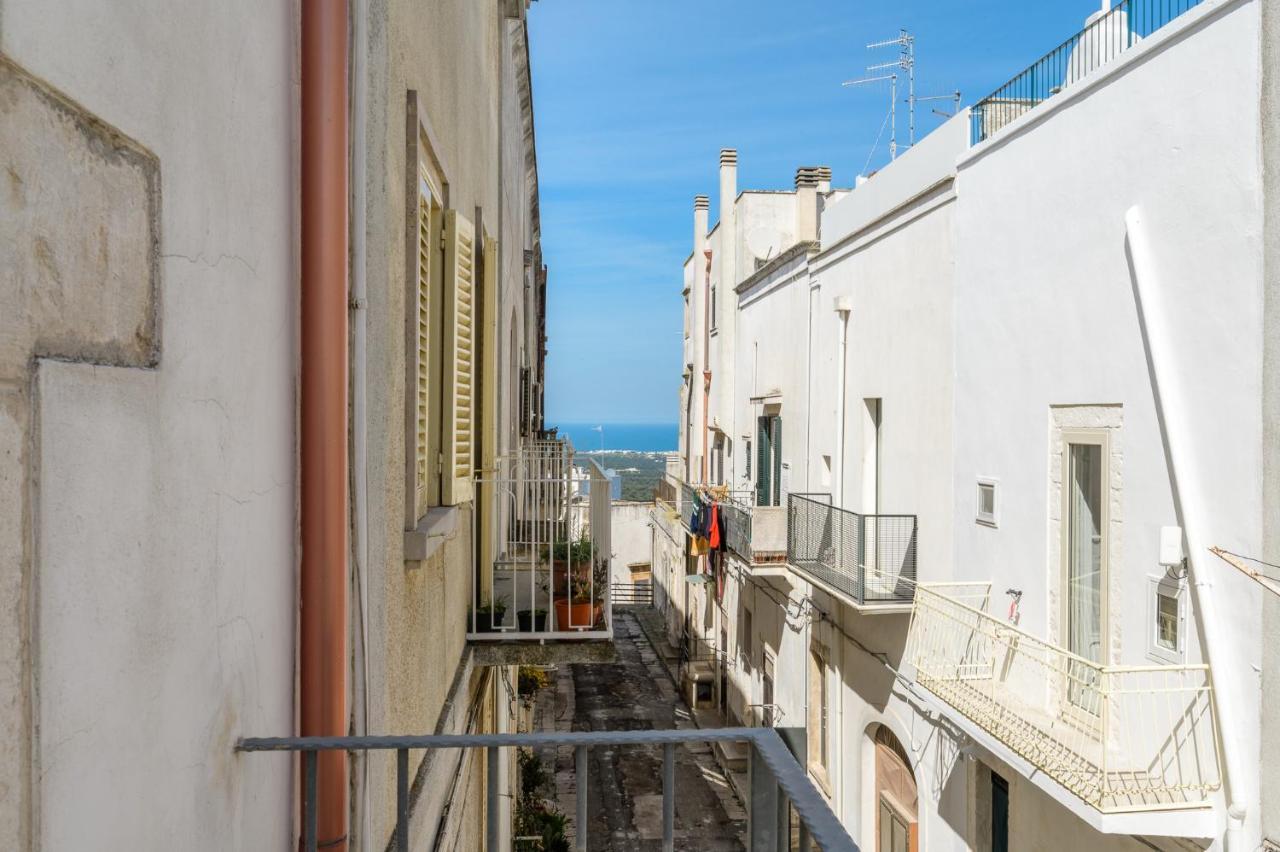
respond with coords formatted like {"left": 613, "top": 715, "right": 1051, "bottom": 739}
{"left": 975, "top": 477, "right": 999, "bottom": 528}
{"left": 1146, "top": 573, "right": 1187, "bottom": 664}
{"left": 404, "top": 125, "right": 448, "bottom": 527}
{"left": 808, "top": 642, "right": 831, "bottom": 792}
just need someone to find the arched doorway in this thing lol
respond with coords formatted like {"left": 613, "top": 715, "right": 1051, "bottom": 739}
{"left": 871, "top": 724, "right": 918, "bottom": 852}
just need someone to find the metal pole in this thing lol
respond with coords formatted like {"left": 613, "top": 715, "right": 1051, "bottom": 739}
{"left": 487, "top": 746, "right": 500, "bottom": 852}
{"left": 396, "top": 748, "right": 409, "bottom": 852}
{"left": 663, "top": 742, "right": 676, "bottom": 852}
{"left": 576, "top": 745, "right": 589, "bottom": 851}
{"left": 303, "top": 751, "right": 318, "bottom": 852}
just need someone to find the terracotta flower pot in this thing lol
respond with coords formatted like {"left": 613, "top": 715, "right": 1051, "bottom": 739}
{"left": 554, "top": 599, "right": 595, "bottom": 631}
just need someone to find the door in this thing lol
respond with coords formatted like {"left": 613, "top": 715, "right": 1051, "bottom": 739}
{"left": 991, "top": 771, "right": 1009, "bottom": 852}
{"left": 1063, "top": 437, "right": 1105, "bottom": 712}
{"left": 762, "top": 652, "right": 775, "bottom": 727}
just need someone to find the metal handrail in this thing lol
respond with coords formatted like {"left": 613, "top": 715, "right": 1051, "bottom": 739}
{"left": 786, "top": 494, "right": 918, "bottom": 606}
{"left": 907, "top": 583, "right": 1222, "bottom": 812}
{"left": 239, "top": 726, "right": 858, "bottom": 852}
{"left": 971, "top": 0, "right": 1204, "bottom": 144}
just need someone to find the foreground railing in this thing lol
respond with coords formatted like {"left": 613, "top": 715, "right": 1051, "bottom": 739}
{"left": 971, "top": 0, "right": 1204, "bottom": 143}
{"left": 786, "top": 494, "right": 917, "bottom": 606}
{"left": 238, "top": 727, "right": 857, "bottom": 852}
{"left": 470, "top": 441, "right": 610, "bottom": 640}
{"left": 907, "top": 583, "right": 1222, "bottom": 812}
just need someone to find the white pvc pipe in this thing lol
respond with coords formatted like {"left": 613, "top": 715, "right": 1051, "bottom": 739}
{"left": 1125, "top": 206, "right": 1246, "bottom": 849}
{"left": 833, "top": 302, "right": 851, "bottom": 507}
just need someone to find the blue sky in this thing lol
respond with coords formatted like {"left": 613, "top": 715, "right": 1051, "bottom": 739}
{"left": 530, "top": 0, "right": 1105, "bottom": 425}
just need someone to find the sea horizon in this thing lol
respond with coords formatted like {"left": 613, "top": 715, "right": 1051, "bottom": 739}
{"left": 548, "top": 421, "right": 677, "bottom": 453}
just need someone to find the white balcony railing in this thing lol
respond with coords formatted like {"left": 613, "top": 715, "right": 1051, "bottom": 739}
{"left": 907, "top": 583, "right": 1221, "bottom": 813}
{"left": 470, "top": 438, "right": 611, "bottom": 641}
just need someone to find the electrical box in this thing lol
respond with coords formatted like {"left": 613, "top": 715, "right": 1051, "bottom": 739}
{"left": 1159, "top": 526, "right": 1184, "bottom": 567}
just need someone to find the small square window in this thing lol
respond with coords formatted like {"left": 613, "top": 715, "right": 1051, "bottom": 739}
{"left": 1147, "top": 574, "right": 1186, "bottom": 663}
{"left": 976, "top": 478, "right": 999, "bottom": 527}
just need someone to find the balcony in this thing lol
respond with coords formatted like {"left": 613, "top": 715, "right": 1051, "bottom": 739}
{"left": 971, "top": 0, "right": 1204, "bottom": 143}
{"left": 238, "top": 726, "right": 857, "bottom": 852}
{"left": 785, "top": 494, "right": 918, "bottom": 611}
{"left": 907, "top": 583, "right": 1221, "bottom": 817}
{"left": 469, "top": 439, "right": 614, "bottom": 664}
{"left": 662, "top": 475, "right": 788, "bottom": 570}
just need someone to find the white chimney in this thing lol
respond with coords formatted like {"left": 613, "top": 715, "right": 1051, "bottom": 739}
{"left": 693, "top": 194, "right": 709, "bottom": 251}
{"left": 795, "top": 167, "right": 820, "bottom": 243}
{"left": 816, "top": 166, "right": 832, "bottom": 195}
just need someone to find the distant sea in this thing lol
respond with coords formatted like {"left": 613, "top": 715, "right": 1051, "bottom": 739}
{"left": 550, "top": 422, "right": 677, "bottom": 453}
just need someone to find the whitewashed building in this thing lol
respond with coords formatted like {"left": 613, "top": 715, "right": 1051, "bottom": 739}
{"left": 655, "top": 0, "right": 1278, "bottom": 849}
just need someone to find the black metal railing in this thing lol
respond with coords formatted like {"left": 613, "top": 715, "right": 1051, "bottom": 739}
{"left": 613, "top": 581, "right": 653, "bottom": 606}
{"left": 971, "top": 0, "right": 1204, "bottom": 144}
{"left": 238, "top": 727, "right": 857, "bottom": 852}
{"left": 720, "top": 501, "right": 753, "bottom": 562}
{"left": 787, "top": 494, "right": 917, "bottom": 606}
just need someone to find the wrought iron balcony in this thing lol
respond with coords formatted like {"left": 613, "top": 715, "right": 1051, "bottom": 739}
{"left": 907, "top": 582, "right": 1222, "bottom": 813}
{"left": 786, "top": 494, "right": 918, "bottom": 609}
{"left": 470, "top": 439, "right": 612, "bottom": 657}
{"left": 238, "top": 726, "right": 857, "bottom": 852}
{"left": 662, "top": 475, "right": 787, "bottom": 568}
{"left": 971, "top": 0, "right": 1204, "bottom": 144}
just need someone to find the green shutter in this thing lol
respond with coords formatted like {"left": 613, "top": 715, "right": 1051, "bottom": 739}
{"left": 756, "top": 417, "right": 770, "bottom": 506}
{"left": 771, "top": 416, "right": 782, "bottom": 506}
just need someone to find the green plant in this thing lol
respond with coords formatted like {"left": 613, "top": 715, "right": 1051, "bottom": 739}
{"left": 518, "top": 666, "right": 553, "bottom": 696}
{"left": 551, "top": 537, "right": 594, "bottom": 566}
{"left": 515, "top": 749, "right": 569, "bottom": 852}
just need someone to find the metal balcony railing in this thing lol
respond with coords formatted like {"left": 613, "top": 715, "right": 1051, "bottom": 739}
{"left": 907, "top": 582, "right": 1222, "bottom": 812}
{"left": 971, "top": 0, "right": 1204, "bottom": 144}
{"left": 471, "top": 439, "right": 611, "bottom": 640}
{"left": 238, "top": 727, "right": 857, "bottom": 852}
{"left": 786, "top": 494, "right": 918, "bottom": 606}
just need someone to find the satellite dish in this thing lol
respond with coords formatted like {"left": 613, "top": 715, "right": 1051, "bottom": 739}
{"left": 745, "top": 227, "right": 782, "bottom": 263}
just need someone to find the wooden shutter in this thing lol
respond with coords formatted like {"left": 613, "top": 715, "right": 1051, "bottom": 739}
{"left": 412, "top": 188, "right": 433, "bottom": 516}
{"left": 756, "top": 417, "right": 770, "bottom": 506}
{"left": 771, "top": 415, "right": 782, "bottom": 507}
{"left": 443, "top": 209, "right": 476, "bottom": 504}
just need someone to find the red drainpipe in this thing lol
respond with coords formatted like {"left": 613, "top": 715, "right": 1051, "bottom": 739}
{"left": 300, "top": 0, "right": 349, "bottom": 849}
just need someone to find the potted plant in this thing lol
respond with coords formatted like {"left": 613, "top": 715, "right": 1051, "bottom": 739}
{"left": 591, "top": 555, "right": 610, "bottom": 626}
{"left": 551, "top": 537, "right": 594, "bottom": 600}
{"left": 554, "top": 572, "right": 595, "bottom": 631}
{"left": 516, "top": 607, "right": 548, "bottom": 632}
{"left": 475, "top": 596, "right": 507, "bottom": 633}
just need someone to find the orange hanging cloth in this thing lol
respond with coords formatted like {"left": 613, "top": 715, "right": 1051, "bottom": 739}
{"left": 708, "top": 504, "right": 721, "bottom": 550}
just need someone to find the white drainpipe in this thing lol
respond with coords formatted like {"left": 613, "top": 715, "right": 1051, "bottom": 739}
{"left": 1125, "top": 206, "right": 1246, "bottom": 849}
{"left": 833, "top": 298, "right": 851, "bottom": 507}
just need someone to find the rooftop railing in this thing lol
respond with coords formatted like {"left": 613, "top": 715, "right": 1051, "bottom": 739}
{"left": 471, "top": 440, "right": 611, "bottom": 641}
{"left": 238, "top": 727, "right": 858, "bottom": 852}
{"left": 907, "top": 583, "right": 1222, "bottom": 812}
{"left": 786, "top": 494, "right": 918, "bottom": 607}
{"left": 971, "top": 0, "right": 1204, "bottom": 144}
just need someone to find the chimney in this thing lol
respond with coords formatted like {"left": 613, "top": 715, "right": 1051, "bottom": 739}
{"left": 816, "top": 166, "right": 832, "bottom": 195}
{"left": 693, "top": 195, "right": 709, "bottom": 251}
{"left": 718, "top": 149, "right": 737, "bottom": 237}
{"left": 795, "top": 166, "right": 820, "bottom": 243}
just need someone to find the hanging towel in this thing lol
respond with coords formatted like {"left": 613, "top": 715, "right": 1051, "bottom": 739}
{"left": 708, "top": 504, "right": 721, "bottom": 550}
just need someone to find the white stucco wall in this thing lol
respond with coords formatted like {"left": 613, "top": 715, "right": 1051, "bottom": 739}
{"left": 610, "top": 502, "right": 654, "bottom": 587}
{"left": 1, "top": 0, "right": 298, "bottom": 847}
{"left": 952, "top": 0, "right": 1263, "bottom": 844}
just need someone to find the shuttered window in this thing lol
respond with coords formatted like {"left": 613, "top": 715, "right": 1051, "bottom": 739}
{"left": 755, "top": 415, "right": 782, "bottom": 506}
{"left": 442, "top": 209, "right": 476, "bottom": 504}
{"left": 406, "top": 166, "right": 442, "bottom": 525}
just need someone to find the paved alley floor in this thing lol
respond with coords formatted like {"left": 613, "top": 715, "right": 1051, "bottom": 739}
{"left": 531, "top": 609, "right": 747, "bottom": 851}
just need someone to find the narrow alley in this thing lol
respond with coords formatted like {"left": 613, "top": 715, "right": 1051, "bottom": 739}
{"left": 529, "top": 611, "right": 746, "bottom": 851}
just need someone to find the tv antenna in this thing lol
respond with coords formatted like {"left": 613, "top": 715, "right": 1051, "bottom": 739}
{"left": 843, "top": 29, "right": 914, "bottom": 161}
{"left": 844, "top": 32, "right": 960, "bottom": 167}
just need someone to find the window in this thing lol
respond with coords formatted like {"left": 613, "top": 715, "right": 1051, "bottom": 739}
{"left": 976, "top": 478, "right": 999, "bottom": 527}
{"left": 710, "top": 282, "right": 718, "bottom": 332}
{"left": 406, "top": 160, "right": 443, "bottom": 524}
{"left": 744, "top": 438, "right": 751, "bottom": 479}
{"left": 756, "top": 414, "right": 782, "bottom": 506}
{"left": 808, "top": 644, "right": 830, "bottom": 786}
{"left": 1147, "top": 574, "right": 1186, "bottom": 663}
{"left": 1062, "top": 434, "right": 1107, "bottom": 711}
{"left": 442, "top": 209, "right": 476, "bottom": 504}
{"left": 741, "top": 608, "right": 753, "bottom": 676}
{"left": 762, "top": 652, "right": 776, "bottom": 727}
